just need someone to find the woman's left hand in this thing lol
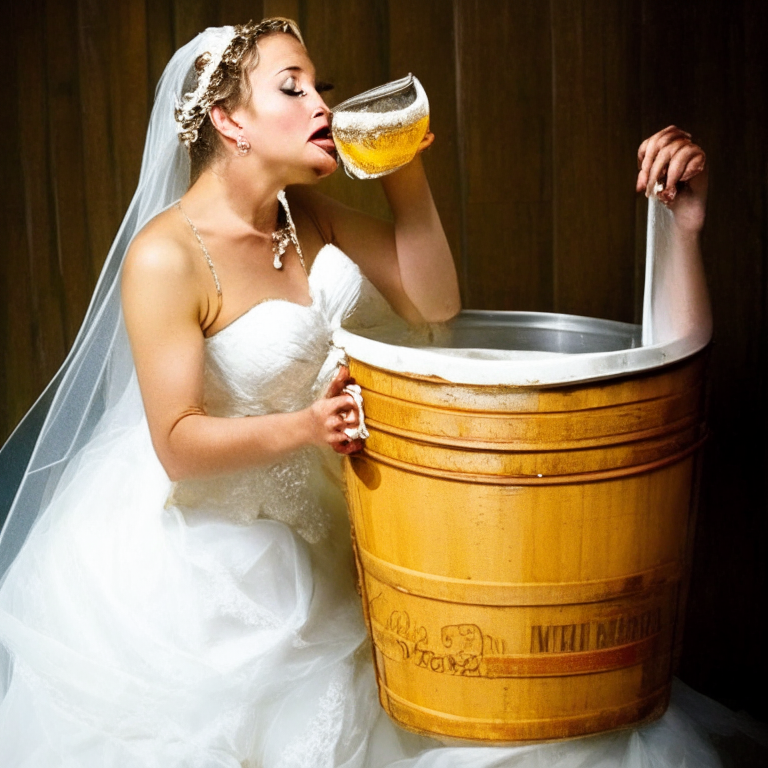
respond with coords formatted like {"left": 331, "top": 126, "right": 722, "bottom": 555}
{"left": 416, "top": 129, "right": 435, "bottom": 154}
{"left": 321, "top": 366, "right": 364, "bottom": 456}
{"left": 636, "top": 125, "right": 707, "bottom": 234}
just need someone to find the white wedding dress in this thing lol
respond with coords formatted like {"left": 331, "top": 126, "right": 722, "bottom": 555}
{"left": 0, "top": 242, "right": 762, "bottom": 767}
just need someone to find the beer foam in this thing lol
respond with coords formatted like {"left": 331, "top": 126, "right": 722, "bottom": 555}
{"left": 332, "top": 98, "right": 429, "bottom": 141}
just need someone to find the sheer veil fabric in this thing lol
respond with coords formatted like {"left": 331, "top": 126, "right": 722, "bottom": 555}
{"left": 0, "top": 27, "right": 236, "bottom": 578}
{"left": 0, "top": 23, "right": 766, "bottom": 768}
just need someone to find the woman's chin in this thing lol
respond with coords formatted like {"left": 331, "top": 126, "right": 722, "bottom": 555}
{"left": 305, "top": 154, "right": 340, "bottom": 182}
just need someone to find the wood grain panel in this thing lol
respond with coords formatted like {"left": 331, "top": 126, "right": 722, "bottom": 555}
{"left": 108, "top": 0, "right": 149, "bottom": 215}
{"left": 173, "top": 0, "right": 221, "bottom": 50}
{"left": 17, "top": 1, "right": 66, "bottom": 384}
{"left": 45, "top": 0, "right": 94, "bottom": 345}
{"left": 551, "top": 0, "right": 640, "bottom": 322}
{"left": 455, "top": 0, "right": 553, "bottom": 311}
{"left": 262, "top": 0, "right": 300, "bottom": 22}
{"left": 640, "top": 0, "right": 768, "bottom": 719}
{"left": 1, "top": 5, "right": 35, "bottom": 431}
{"left": 78, "top": 0, "right": 123, "bottom": 279}
{"left": 387, "top": 0, "right": 463, "bottom": 288}
{"left": 146, "top": 0, "right": 175, "bottom": 102}
{"left": 303, "top": 0, "right": 392, "bottom": 220}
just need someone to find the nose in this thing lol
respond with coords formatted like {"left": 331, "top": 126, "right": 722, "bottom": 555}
{"left": 311, "top": 100, "right": 330, "bottom": 120}
{"left": 308, "top": 88, "right": 331, "bottom": 119}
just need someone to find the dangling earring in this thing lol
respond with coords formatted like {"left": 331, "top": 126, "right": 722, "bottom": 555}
{"left": 236, "top": 135, "right": 251, "bottom": 155}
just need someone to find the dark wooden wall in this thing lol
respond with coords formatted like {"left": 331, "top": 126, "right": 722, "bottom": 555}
{"left": 1, "top": 0, "right": 766, "bottom": 721}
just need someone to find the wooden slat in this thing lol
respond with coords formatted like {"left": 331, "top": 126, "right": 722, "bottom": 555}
{"left": 108, "top": 0, "right": 149, "bottom": 214}
{"left": 173, "top": 0, "right": 221, "bottom": 50}
{"left": 146, "top": 0, "right": 175, "bottom": 104}
{"left": 302, "top": 0, "right": 391, "bottom": 220}
{"left": 262, "top": 0, "right": 300, "bottom": 21}
{"left": 388, "top": 0, "right": 464, "bottom": 298}
{"left": 0, "top": 5, "right": 36, "bottom": 437}
{"left": 18, "top": 0, "right": 66, "bottom": 384}
{"left": 78, "top": 0, "right": 123, "bottom": 280}
{"left": 551, "top": 0, "right": 640, "bottom": 322}
{"left": 44, "top": 0, "right": 93, "bottom": 347}
{"left": 640, "top": 0, "right": 768, "bottom": 718}
{"left": 455, "top": 0, "right": 553, "bottom": 311}
{"left": 221, "top": 0, "right": 265, "bottom": 26}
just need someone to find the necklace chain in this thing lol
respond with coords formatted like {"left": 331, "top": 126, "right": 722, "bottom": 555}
{"left": 177, "top": 193, "right": 307, "bottom": 278}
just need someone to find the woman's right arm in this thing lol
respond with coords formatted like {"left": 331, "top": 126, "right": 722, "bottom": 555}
{"left": 121, "top": 230, "right": 360, "bottom": 483}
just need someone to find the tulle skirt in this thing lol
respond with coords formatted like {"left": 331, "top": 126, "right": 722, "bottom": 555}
{"left": 0, "top": 418, "right": 764, "bottom": 767}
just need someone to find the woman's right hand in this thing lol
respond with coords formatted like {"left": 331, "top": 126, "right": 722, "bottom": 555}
{"left": 307, "top": 366, "right": 364, "bottom": 455}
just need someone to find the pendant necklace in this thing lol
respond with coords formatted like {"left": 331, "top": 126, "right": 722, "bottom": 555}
{"left": 272, "top": 190, "right": 306, "bottom": 275}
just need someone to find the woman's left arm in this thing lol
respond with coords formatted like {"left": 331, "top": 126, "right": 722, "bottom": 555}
{"left": 298, "top": 135, "right": 461, "bottom": 324}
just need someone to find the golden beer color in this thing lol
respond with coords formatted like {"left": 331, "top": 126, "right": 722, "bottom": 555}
{"left": 344, "top": 353, "right": 707, "bottom": 743}
{"left": 333, "top": 115, "right": 430, "bottom": 178}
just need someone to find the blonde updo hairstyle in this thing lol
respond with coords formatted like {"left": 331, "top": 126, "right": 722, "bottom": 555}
{"left": 181, "top": 18, "right": 305, "bottom": 183}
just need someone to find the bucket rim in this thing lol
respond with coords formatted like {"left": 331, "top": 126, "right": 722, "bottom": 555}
{"left": 333, "top": 310, "right": 710, "bottom": 387}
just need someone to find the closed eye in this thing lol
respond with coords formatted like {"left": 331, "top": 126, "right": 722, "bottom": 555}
{"left": 280, "top": 75, "right": 305, "bottom": 96}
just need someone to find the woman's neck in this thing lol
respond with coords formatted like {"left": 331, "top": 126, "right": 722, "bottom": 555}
{"left": 183, "top": 157, "right": 285, "bottom": 236}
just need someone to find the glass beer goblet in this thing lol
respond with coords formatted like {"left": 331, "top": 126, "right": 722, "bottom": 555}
{"left": 331, "top": 74, "right": 429, "bottom": 180}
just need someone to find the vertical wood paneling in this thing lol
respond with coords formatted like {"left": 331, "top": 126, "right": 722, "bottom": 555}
{"left": 641, "top": 0, "right": 768, "bottom": 720}
{"left": 146, "top": 0, "right": 175, "bottom": 103}
{"left": 388, "top": 0, "right": 463, "bottom": 284}
{"left": 45, "top": 0, "right": 94, "bottom": 344}
{"left": 220, "top": 0, "right": 265, "bottom": 25}
{"left": 173, "top": 0, "right": 221, "bottom": 49}
{"left": 455, "top": 0, "right": 553, "bottom": 311}
{"left": 1, "top": 5, "right": 35, "bottom": 431}
{"left": 303, "top": 0, "right": 391, "bottom": 220}
{"left": 262, "top": 0, "right": 299, "bottom": 21}
{"left": 551, "top": 0, "right": 640, "bottom": 322}
{"left": 108, "top": 0, "right": 149, "bottom": 215}
{"left": 78, "top": 0, "right": 122, "bottom": 279}
{"left": 17, "top": 1, "right": 66, "bottom": 393}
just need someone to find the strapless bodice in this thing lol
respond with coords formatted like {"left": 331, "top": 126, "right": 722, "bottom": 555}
{"left": 165, "top": 243, "right": 401, "bottom": 542}
{"left": 203, "top": 243, "right": 364, "bottom": 417}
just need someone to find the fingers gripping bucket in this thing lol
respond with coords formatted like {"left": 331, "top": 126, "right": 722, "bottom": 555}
{"left": 335, "top": 312, "right": 708, "bottom": 744}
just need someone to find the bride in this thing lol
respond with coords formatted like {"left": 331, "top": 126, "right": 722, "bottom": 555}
{"left": 0, "top": 17, "right": 760, "bottom": 768}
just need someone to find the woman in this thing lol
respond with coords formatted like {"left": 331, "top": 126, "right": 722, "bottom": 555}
{"left": 0, "top": 17, "right": 756, "bottom": 768}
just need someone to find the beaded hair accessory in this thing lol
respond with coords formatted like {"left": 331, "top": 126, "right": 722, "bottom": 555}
{"left": 175, "top": 19, "right": 304, "bottom": 148}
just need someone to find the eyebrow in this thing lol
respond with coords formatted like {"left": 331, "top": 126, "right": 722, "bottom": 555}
{"left": 275, "top": 66, "right": 314, "bottom": 77}
{"left": 273, "top": 65, "right": 333, "bottom": 91}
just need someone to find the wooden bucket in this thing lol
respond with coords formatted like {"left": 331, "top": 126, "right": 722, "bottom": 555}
{"left": 344, "top": 351, "right": 707, "bottom": 743}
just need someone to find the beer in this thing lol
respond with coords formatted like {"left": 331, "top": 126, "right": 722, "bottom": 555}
{"left": 331, "top": 74, "right": 429, "bottom": 180}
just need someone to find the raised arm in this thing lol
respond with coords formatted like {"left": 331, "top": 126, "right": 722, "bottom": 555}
{"left": 297, "top": 134, "right": 461, "bottom": 324}
{"left": 121, "top": 223, "right": 361, "bottom": 482}
{"left": 636, "top": 125, "right": 712, "bottom": 346}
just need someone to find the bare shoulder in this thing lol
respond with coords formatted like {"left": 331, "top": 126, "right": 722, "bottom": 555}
{"left": 122, "top": 208, "right": 199, "bottom": 288}
{"left": 121, "top": 206, "right": 210, "bottom": 334}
